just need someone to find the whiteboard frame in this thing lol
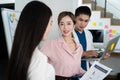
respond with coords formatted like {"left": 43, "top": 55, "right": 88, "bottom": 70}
{"left": 1, "top": 8, "right": 20, "bottom": 57}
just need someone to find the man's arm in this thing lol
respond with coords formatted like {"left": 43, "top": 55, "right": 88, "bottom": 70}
{"left": 82, "top": 50, "right": 98, "bottom": 57}
{"left": 82, "top": 50, "right": 110, "bottom": 59}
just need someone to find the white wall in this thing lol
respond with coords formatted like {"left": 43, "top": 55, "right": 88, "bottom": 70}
{"left": 15, "top": 0, "right": 79, "bottom": 40}
{"left": 96, "top": 0, "right": 120, "bottom": 19}
{"left": 0, "top": 0, "right": 14, "bottom": 4}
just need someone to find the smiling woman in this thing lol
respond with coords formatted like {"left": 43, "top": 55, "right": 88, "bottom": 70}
{"left": 41, "top": 11, "right": 86, "bottom": 80}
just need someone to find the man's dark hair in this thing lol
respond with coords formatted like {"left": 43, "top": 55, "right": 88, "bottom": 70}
{"left": 75, "top": 6, "right": 91, "bottom": 17}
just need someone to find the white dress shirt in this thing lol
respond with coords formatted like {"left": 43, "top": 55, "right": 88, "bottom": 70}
{"left": 73, "top": 29, "right": 95, "bottom": 70}
{"left": 73, "top": 29, "right": 94, "bottom": 50}
{"left": 27, "top": 47, "right": 55, "bottom": 80}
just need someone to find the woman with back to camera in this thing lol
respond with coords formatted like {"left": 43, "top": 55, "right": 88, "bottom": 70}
{"left": 41, "top": 11, "right": 86, "bottom": 80}
{"left": 8, "top": 1, "right": 55, "bottom": 80}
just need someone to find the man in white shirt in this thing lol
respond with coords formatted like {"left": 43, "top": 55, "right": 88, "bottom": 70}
{"left": 73, "top": 6, "right": 110, "bottom": 71}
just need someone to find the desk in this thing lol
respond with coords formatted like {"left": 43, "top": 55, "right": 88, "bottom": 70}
{"left": 104, "top": 75, "right": 117, "bottom": 80}
{"left": 100, "top": 52, "right": 120, "bottom": 80}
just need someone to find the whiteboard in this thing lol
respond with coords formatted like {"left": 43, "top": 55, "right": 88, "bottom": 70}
{"left": 85, "top": 17, "right": 120, "bottom": 51}
{"left": 1, "top": 8, "right": 20, "bottom": 57}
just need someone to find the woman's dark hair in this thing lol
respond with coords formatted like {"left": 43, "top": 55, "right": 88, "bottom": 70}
{"left": 75, "top": 6, "right": 91, "bottom": 17}
{"left": 8, "top": 1, "right": 52, "bottom": 80}
{"left": 58, "top": 11, "right": 76, "bottom": 25}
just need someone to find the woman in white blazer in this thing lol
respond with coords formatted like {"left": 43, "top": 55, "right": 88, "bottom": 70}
{"left": 8, "top": 1, "right": 55, "bottom": 80}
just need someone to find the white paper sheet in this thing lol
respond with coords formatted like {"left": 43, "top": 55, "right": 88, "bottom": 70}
{"left": 80, "top": 61, "right": 112, "bottom": 80}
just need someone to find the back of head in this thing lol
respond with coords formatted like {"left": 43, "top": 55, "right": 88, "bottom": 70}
{"left": 17, "top": 0, "right": 52, "bottom": 46}
{"left": 8, "top": 1, "right": 52, "bottom": 80}
{"left": 75, "top": 6, "right": 91, "bottom": 17}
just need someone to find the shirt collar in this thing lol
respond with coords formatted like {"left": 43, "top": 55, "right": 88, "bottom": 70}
{"left": 58, "top": 36, "right": 80, "bottom": 48}
{"left": 57, "top": 36, "right": 81, "bottom": 55}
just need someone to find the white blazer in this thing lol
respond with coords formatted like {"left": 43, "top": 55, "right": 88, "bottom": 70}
{"left": 27, "top": 47, "right": 55, "bottom": 80}
{"left": 73, "top": 29, "right": 94, "bottom": 50}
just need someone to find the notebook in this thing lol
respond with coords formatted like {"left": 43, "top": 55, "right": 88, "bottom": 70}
{"left": 82, "top": 35, "right": 120, "bottom": 60}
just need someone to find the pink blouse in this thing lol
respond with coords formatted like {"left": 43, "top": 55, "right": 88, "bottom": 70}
{"left": 40, "top": 37, "right": 86, "bottom": 77}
